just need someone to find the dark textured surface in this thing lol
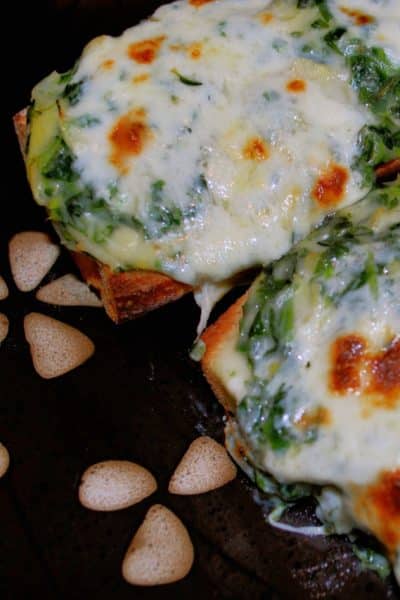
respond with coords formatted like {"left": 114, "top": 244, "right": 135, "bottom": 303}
{"left": 1, "top": 1, "right": 399, "bottom": 598}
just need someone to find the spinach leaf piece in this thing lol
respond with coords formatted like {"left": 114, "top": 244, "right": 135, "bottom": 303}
{"left": 62, "top": 78, "right": 86, "bottom": 106}
{"left": 352, "top": 544, "right": 391, "bottom": 580}
{"left": 172, "top": 68, "right": 203, "bottom": 86}
{"left": 41, "top": 137, "right": 78, "bottom": 182}
{"left": 147, "top": 180, "right": 183, "bottom": 237}
{"left": 259, "top": 386, "right": 294, "bottom": 451}
{"left": 71, "top": 114, "right": 101, "bottom": 128}
{"left": 297, "top": 0, "right": 332, "bottom": 23}
{"left": 323, "top": 27, "right": 346, "bottom": 53}
{"left": 353, "top": 125, "right": 400, "bottom": 186}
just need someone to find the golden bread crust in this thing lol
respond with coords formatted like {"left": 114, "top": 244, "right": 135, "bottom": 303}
{"left": 200, "top": 293, "right": 248, "bottom": 412}
{"left": 13, "top": 110, "right": 191, "bottom": 323}
{"left": 13, "top": 109, "right": 28, "bottom": 154}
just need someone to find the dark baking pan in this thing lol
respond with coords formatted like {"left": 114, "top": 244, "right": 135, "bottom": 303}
{"left": 1, "top": 1, "right": 399, "bottom": 598}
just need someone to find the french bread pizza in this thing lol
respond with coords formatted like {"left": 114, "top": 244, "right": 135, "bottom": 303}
{"left": 201, "top": 181, "right": 400, "bottom": 585}
{"left": 15, "top": 0, "right": 399, "bottom": 322}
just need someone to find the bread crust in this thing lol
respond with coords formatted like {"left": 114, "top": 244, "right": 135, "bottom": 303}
{"left": 13, "top": 110, "right": 191, "bottom": 323}
{"left": 201, "top": 293, "right": 248, "bottom": 412}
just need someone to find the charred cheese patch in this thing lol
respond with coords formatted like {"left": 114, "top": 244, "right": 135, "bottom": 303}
{"left": 367, "top": 338, "right": 400, "bottom": 408}
{"left": 132, "top": 73, "right": 150, "bottom": 84}
{"left": 101, "top": 59, "right": 115, "bottom": 70}
{"left": 109, "top": 109, "right": 151, "bottom": 174}
{"left": 330, "top": 335, "right": 400, "bottom": 409}
{"left": 295, "top": 406, "right": 332, "bottom": 430}
{"left": 340, "top": 6, "right": 375, "bottom": 26}
{"left": 259, "top": 12, "right": 273, "bottom": 25}
{"left": 127, "top": 36, "right": 166, "bottom": 64}
{"left": 188, "top": 42, "right": 202, "bottom": 59}
{"left": 312, "top": 164, "right": 349, "bottom": 208}
{"left": 189, "top": 0, "right": 215, "bottom": 7}
{"left": 286, "top": 79, "right": 307, "bottom": 93}
{"left": 242, "top": 137, "right": 269, "bottom": 162}
{"left": 330, "top": 334, "right": 366, "bottom": 394}
{"left": 356, "top": 470, "right": 400, "bottom": 552}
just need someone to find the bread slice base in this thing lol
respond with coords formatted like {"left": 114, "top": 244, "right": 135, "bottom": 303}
{"left": 201, "top": 293, "right": 247, "bottom": 413}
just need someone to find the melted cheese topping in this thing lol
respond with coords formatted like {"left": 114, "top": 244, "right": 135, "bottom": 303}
{"left": 211, "top": 191, "right": 400, "bottom": 581}
{"left": 27, "top": 0, "right": 398, "bottom": 287}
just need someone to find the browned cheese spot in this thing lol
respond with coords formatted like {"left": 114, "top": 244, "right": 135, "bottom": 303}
{"left": 242, "top": 137, "right": 269, "bottom": 161}
{"left": 259, "top": 12, "right": 273, "bottom": 25}
{"left": 109, "top": 109, "right": 151, "bottom": 174}
{"left": 127, "top": 36, "right": 166, "bottom": 64}
{"left": 189, "top": 0, "right": 215, "bottom": 6}
{"left": 312, "top": 164, "right": 349, "bottom": 207}
{"left": 132, "top": 73, "right": 150, "bottom": 84}
{"left": 340, "top": 6, "right": 375, "bottom": 25}
{"left": 357, "top": 470, "right": 400, "bottom": 553}
{"left": 330, "top": 335, "right": 400, "bottom": 409}
{"left": 101, "top": 59, "right": 115, "bottom": 70}
{"left": 330, "top": 334, "right": 367, "bottom": 394}
{"left": 296, "top": 406, "right": 332, "bottom": 430}
{"left": 367, "top": 338, "right": 400, "bottom": 408}
{"left": 286, "top": 79, "right": 307, "bottom": 93}
{"left": 188, "top": 43, "right": 202, "bottom": 59}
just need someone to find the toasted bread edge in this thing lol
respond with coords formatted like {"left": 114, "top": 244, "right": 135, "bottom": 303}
{"left": 200, "top": 293, "right": 248, "bottom": 413}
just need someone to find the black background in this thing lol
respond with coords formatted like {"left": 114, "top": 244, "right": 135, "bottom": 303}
{"left": 2, "top": 1, "right": 399, "bottom": 598}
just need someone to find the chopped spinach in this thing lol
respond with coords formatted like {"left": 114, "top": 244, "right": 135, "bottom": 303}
{"left": 254, "top": 466, "right": 312, "bottom": 501}
{"left": 41, "top": 137, "right": 78, "bottom": 182}
{"left": 353, "top": 125, "right": 400, "bottom": 186}
{"left": 172, "top": 69, "right": 203, "bottom": 86}
{"left": 297, "top": 0, "right": 332, "bottom": 24}
{"left": 269, "top": 295, "right": 294, "bottom": 352}
{"left": 365, "top": 252, "right": 379, "bottom": 299}
{"left": 263, "top": 90, "right": 280, "bottom": 102}
{"left": 58, "top": 63, "right": 78, "bottom": 85}
{"left": 311, "top": 18, "right": 329, "bottom": 29}
{"left": 70, "top": 114, "right": 101, "bottom": 128}
{"left": 218, "top": 20, "right": 227, "bottom": 37}
{"left": 189, "top": 339, "right": 206, "bottom": 361}
{"left": 323, "top": 27, "right": 346, "bottom": 53}
{"left": 345, "top": 44, "right": 397, "bottom": 109}
{"left": 376, "top": 186, "right": 400, "bottom": 209}
{"left": 259, "top": 385, "right": 295, "bottom": 451}
{"left": 62, "top": 78, "right": 86, "bottom": 106}
{"left": 272, "top": 38, "right": 288, "bottom": 53}
{"left": 352, "top": 544, "right": 391, "bottom": 580}
{"left": 296, "top": 3, "right": 400, "bottom": 187}
{"left": 146, "top": 180, "right": 183, "bottom": 238}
